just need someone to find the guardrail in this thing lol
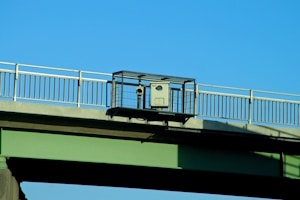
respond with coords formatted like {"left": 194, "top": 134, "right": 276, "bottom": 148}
{"left": 0, "top": 61, "right": 299, "bottom": 127}
{"left": 0, "top": 61, "right": 111, "bottom": 108}
{"left": 197, "top": 84, "right": 300, "bottom": 126}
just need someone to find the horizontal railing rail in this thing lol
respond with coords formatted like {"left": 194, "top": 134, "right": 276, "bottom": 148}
{"left": 0, "top": 61, "right": 299, "bottom": 128}
{"left": 0, "top": 61, "right": 112, "bottom": 108}
{"left": 196, "top": 84, "right": 300, "bottom": 127}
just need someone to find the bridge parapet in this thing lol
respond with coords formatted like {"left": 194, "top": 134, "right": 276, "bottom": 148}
{"left": 1, "top": 61, "right": 300, "bottom": 128}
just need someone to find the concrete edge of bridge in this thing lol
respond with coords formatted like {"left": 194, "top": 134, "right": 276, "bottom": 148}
{"left": 0, "top": 100, "right": 299, "bottom": 140}
{"left": 1, "top": 100, "right": 300, "bottom": 155}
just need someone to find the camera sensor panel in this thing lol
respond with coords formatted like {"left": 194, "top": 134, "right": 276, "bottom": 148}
{"left": 150, "top": 82, "right": 170, "bottom": 108}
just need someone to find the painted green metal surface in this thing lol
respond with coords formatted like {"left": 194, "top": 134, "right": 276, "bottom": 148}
{"left": 0, "top": 129, "right": 283, "bottom": 177}
{"left": 284, "top": 155, "right": 300, "bottom": 179}
{"left": 251, "top": 152, "right": 300, "bottom": 179}
{"left": 1, "top": 130, "right": 178, "bottom": 169}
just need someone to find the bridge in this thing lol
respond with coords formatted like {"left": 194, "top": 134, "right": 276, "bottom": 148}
{"left": 0, "top": 61, "right": 300, "bottom": 200}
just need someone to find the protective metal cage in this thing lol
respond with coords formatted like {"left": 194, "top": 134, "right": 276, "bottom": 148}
{"left": 107, "top": 70, "right": 197, "bottom": 124}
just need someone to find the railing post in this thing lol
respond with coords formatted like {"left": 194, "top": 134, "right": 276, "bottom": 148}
{"left": 77, "top": 70, "right": 82, "bottom": 108}
{"left": 13, "top": 64, "right": 19, "bottom": 102}
{"left": 194, "top": 83, "right": 198, "bottom": 118}
{"left": 182, "top": 83, "right": 185, "bottom": 113}
{"left": 111, "top": 77, "right": 116, "bottom": 108}
{"left": 248, "top": 89, "right": 253, "bottom": 124}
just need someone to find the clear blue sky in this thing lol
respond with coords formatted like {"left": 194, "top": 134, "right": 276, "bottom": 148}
{"left": 1, "top": 0, "right": 299, "bottom": 199}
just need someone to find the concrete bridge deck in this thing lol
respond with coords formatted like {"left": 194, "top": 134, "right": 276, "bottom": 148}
{"left": 0, "top": 101, "right": 300, "bottom": 199}
{"left": 0, "top": 101, "right": 299, "bottom": 152}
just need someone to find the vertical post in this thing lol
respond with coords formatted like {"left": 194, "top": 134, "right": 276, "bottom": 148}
{"left": 13, "top": 64, "right": 19, "bottom": 102}
{"left": 136, "top": 80, "right": 143, "bottom": 109}
{"left": 248, "top": 89, "right": 253, "bottom": 124}
{"left": 77, "top": 70, "right": 82, "bottom": 108}
{"left": 137, "top": 94, "right": 142, "bottom": 109}
{"left": 194, "top": 83, "right": 198, "bottom": 118}
{"left": 120, "top": 75, "right": 124, "bottom": 107}
{"left": 182, "top": 83, "right": 185, "bottom": 113}
{"left": 111, "top": 77, "right": 116, "bottom": 108}
{"left": 168, "top": 85, "right": 170, "bottom": 112}
{"left": 171, "top": 89, "right": 174, "bottom": 112}
{"left": 143, "top": 85, "right": 146, "bottom": 109}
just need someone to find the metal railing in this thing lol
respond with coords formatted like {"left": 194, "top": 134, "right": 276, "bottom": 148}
{"left": 197, "top": 84, "right": 300, "bottom": 126}
{"left": 1, "top": 61, "right": 300, "bottom": 127}
{"left": 0, "top": 61, "right": 111, "bottom": 108}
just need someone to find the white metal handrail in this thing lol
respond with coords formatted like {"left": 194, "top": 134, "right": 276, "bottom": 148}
{"left": 0, "top": 61, "right": 299, "bottom": 127}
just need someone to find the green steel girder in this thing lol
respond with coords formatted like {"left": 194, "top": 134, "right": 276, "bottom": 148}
{"left": 1, "top": 129, "right": 282, "bottom": 177}
{"left": 1, "top": 101, "right": 300, "bottom": 199}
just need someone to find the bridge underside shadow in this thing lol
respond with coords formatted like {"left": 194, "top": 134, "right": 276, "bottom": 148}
{"left": 1, "top": 101, "right": 300, "bottom": 200}
{"left": 8, "top": 157, "right": 300, "bottom": 200}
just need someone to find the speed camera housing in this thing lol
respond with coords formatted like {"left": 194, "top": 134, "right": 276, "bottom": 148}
{"left": 150, "top": 82, "right": 170, "bottom": 108}
{"left": 136, "top": 85, "right": 144, "bottom": 96}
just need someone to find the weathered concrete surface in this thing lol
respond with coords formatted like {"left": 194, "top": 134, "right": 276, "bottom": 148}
{"left": 0, "top": 101, "right": 299, "bottom": 140}
{"left": 1, "top": 101, "right": 300, "bottom": 200}
{"left": 0, "top": 157, "right": 19, "bottom": 200}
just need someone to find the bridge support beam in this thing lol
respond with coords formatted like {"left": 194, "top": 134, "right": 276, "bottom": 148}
{"left": 0, "top": 157, "right": 23, "bottom": 200}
